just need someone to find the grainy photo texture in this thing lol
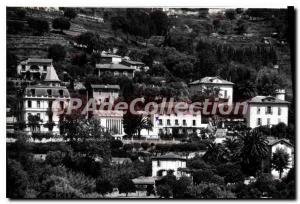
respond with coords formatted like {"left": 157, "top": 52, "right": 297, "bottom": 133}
{"left": 6, "top": 7, "right": 295, "bottom": 199}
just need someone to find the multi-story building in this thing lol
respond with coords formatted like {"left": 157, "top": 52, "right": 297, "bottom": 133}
{"left": 21, "top": 66, "right": 70, "bottom": 134}
{"left": 100, "top": 53, "right": 122, "bottom": 64}
{"left": 152, "top": 153, "right": 188, "bottom": 177}
{"left": 17, "top": 58, "right": 54, "bottom": 80}
{"left": 95, "top": 63, "right": 136, "bottom": 79}
{"left": 120, "top": 59, "right": 145, "bottom": 72}
{"left": 91, "top": 84, "right": 120, "bottom": 104}
{"left": 244, "top": 94, "right": 289, "bottom": 129}
{"left": 140, "top": 102, "right": 208, "bottom": 139}
{"left": 189, "top": 76, "right": 234, "bottom": 104}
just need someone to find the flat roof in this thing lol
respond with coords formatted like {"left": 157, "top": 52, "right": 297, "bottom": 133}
{"left": 91, "top": 84, "right": 120, "bottom": 89}
{"left": 96, "top": 63, "right": 135, "bottom": 70}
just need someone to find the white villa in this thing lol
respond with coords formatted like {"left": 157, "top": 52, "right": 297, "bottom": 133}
{"left": 152, "top": 153, "right": 188, "bottom": 177}
{"left": 17, "top": 58, "right": 54, "bottom": 80}
{"left": 140, "top": 102, "right": 208, "bottom": 139}
{"left": 244, "top": 93, "right": 289, "bottom": 129}
{"left": 21, "top": 66, "right": 70, "bottom": 134}
{"left": 189, "top": 76, "right": 234, "bottom": 104}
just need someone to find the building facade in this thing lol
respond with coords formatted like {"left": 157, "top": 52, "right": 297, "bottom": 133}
{"left": 189, "top": 76, "right": 234, "bottom": 104}
{"left": 152, "top": 153, "right": 187, "bottom": 177}
{"left": 93, "top": 110, "right": 124, "bottom": 140}
{"left": 96, "top": 63, "right": 136, "bottom": 78}
{"left": 244, "top": 96, "right": 289, "bottom": 129}
{"left": 17, "top": 58, "right": 54, "bottom": 80}
{"left": 91, "top": 84, "right": 120, "bottom": 104}
{"left": 21, "top": 66, "right": 70, "bottom": 134}
{"left": 140, "top": 102, "right": 208, "bottom": 139}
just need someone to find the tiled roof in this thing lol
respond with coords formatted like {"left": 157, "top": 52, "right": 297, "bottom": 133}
{"left": 153, "top": 153, "right": 185, "bottom": 160}
{"left": 189, "top": 76, "right": 234, "bottom": 85}
{"left": 267, "top": 138, "right": 293, "bottom": 146}
{"left": 121, "top": 59, "right": 145, "bottom": 65}
{"left": 91, "top": 84, "right": 120, "bottom": 89}
{"left": 25, "top": 58, "right": 53, "bottom": 64}
{"left": 247, "top": 96, "right": 290, "bottom": 104}
{"left": 101, "top": 54, "right": 122, "bottom": 58}
{"left": 96, "top": 63, "right": 135, "bottom": 70}
{"left": 132, "top": 176, "right": 157, "bottom": 185}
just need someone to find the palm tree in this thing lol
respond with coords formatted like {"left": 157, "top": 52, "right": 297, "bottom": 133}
{"left": 238, "top": 129, "right": 269, "bottom": 176}
{"left": 223, "top": 137, "right": 241, "bottom": 162}
{"left": 272, "top": 148, "right": 290, "bottom": 179}
{"left": 203, "top": 142, "right": 229, "bottom": 164}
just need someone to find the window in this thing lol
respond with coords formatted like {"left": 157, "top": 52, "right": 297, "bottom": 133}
{"left": 158, "top": 119, "right": 163, "bottom": 125}
{"left": 37, "top": 101, "right": 40, "bottom": 108}
{"left": 59, "top": 90, "right": 64, "bottom": 97}
{"left": 183, "top": 119, "right": 187, "bottom": 126}
{"left": 60, "top": 101, "right": 64, "bottom": 109}
{"left": 267, "top": 118, "right": 271, "bottom": 126}
{"left": 157, "top": 160, "right": 161, "bottom": 167}
{"left": 266, "top": 106, "right": 272, "bottom": 114}
{"left": 257, "top": 108, "right": 261, "bottom": 114}
{"left": 224, "top": 90, "right": 228, "bottom": 98}
{"left": 48, "top": 101, "right": 52, "bottom": 108}
{"left": 175, "top": 119, "right": 179, "bottom": 125}
{"left": 257, "top": 118, "right": 262, "bottom": 126}
{"left": 30, "top": 89, "right": 35, "bottom": 96}
{"left": 193, "top": 120, "right": 196, "bottom": 126}
{"left": 278, "top": 107, "right": 281, "bottom": 115}
{"left": 47, "top": 89, "right": 52, "bottom": 96}
{"left": 27, "top": 100, "right": 32, "bottom": 108}
{"left": 167, "top": 119, "right": 171, "bottom": 125}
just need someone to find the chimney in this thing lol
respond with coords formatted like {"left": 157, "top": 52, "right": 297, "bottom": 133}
{"left": 275, "top": 89, "right": 285, "bottom": 101}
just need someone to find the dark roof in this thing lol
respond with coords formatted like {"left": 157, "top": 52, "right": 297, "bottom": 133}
{"left": 91, "top": 84, "right": 120, "bottom": 89}
{"left": 25, "top": 85, "right": 70, "bottom": 98}
{"left": 95, "top": 63, "right": 135, "bottom": 70}
{"left": 247, "top": 96, "right": 290, "bottom": 105}
{"left": 267, "top": 138, "right": 293, "bottom": 147}
{"left": 153, "top": 153, "right": 185, "bottom": 160}
{"left": 189, "top": 76, "right": 234, "bottom": 85}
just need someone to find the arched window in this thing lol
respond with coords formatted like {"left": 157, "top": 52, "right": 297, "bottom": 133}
{"left": 58, "top": 90, "right": 64, "bottom": 97}
{"left": 47, "top": 89, "right": 52, "bottom": 96}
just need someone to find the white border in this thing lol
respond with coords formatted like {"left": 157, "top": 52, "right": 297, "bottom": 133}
{"left": 1, "top": 0, "right": 299, "bottom": 204}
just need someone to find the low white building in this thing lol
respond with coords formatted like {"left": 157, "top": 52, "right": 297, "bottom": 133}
{"left": 189, "top": 76, "right": 234, "bottom": 104}
{"left": 21, "top": 66, "right": 70, "bottom": 134}
{"left": 152, "top": 153, "right": 187, "bottom": 177}
{"left": 17, "top": 58, "right": 54, "bottom": 80}
{"left": 91, "top": 84, "right": 120, "bottom": 104}
{"left": 244, "top": 95, "right": 289, "bottom": 129}
{"left": 263, "top": 138, "right": 294, "bottom": 179}
{"left": 93, "top": 110, "right": 124, "bottom": 140}
{"left": 140, "top": 102, "right": 208, "bottom": 139}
